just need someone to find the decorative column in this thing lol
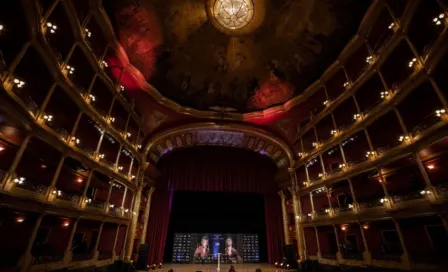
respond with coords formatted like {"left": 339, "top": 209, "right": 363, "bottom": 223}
{"left": 112, "top": 224, "right": 121, "bottom": 259}
{"left": 105, "top": 181, "right": 113, "bottom": 213}
{"left": 46, "top": 156, "right": 66, "bottom": 201}
{"left": 63, "top": 218, "right": 80, "bottom": 263}
{"left": 358, "top": 221, "right": 371, "bottom": 264}
{"left": 309, "top": 192, "right": 316, "bottom": 218}
{"left": 413, "top": 154, "right": 437, "bottom": 201}
{"left": 347, "top": 179, "right": 359, "bottom": 213}
{"left": 314, "top": 226, "right": 321, "bottom": 260}
{"left": 332, "top": 225, "right": 342, "bottom": 262}
{"left": 393, "top": 219, "right": 411, "bottom": 270}
{"left": 94, "top": 222, "right": 104, "bottom": 260}
{"left": 20, "top": 214, "right": 44, "bottom": 272}
{"left": 140, "top": 186, "right": 155, "bottom": 244}
{"left": 3, "top": 135, "right": 31, "bottom": 190}
{"left": 124, "top": 183, "right": 143, "bottom": 261}
{"left": 279, "top": 190, "right": 292, "bottom": 245}
{"left": 80, "top": 170, "right": 95, "bottom": 209}
{"left": 289, "top": 186, "right": 305, "bottom": 262}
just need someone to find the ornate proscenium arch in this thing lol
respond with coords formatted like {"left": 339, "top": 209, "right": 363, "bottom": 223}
{"left": 143, "top": 122, "right": 295, "bottom": 170}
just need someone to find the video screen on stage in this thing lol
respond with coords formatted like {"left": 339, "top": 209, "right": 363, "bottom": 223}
{"left": 172, "top": 233, "right": 259, "bottom": 264}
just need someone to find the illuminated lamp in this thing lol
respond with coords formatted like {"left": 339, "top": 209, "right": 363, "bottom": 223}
{"left": 363, "top": 223, "right": 369, "bottom": 230}
{"left": 158, "top": 263, "right": 162, "bottom": 269}
{"left": 340, "top": 225, "right": 347, "bottom": 231}
{"left": 16, "top": 216, "right": 25, "bottom": 223}
{"left": 62, "top": 219, "right": 71, "bottom": 227}
{"left": 0, "top": 146, "right": 4, "bottom": 152}
{"left": 286, "top": 264, "right": 290, "bottom": 269}
{"left": 274, "top": 262, "right": 278, "bottom": 268}
{"left": 0, "top": 24, "right": 4, "bottom": 32}
{"left": 426, "top": 164, "right": 435, "bottom": 170}
{"left": 152, "top": 264, "right": 156, "bottom": 270}
{"left": 76, "top": 177, "right": 83, "bottom": 183}
{"left": 280, "top": 263, "right": 283, "bottom": 267}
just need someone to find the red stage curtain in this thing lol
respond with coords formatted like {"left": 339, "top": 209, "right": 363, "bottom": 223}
{"left": 264, "top": 193, "right": 285, "bottom": 264}
{"left": 157, "top": 147, "right": 277, "bottom": 193}
{"left": 146, "top": 147, "right": 284, "bottom": 264}
{"left": 146, "top": 189, "right": 173, "bottom": 264}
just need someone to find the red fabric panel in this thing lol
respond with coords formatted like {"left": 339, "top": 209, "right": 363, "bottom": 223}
{"left": 264, "top": 193, "right": 285, "bottom": 264}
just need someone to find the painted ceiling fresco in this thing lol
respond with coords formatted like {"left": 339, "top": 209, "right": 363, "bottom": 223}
{"left": 104, "top": 0, "right": 370, "bottom": 112}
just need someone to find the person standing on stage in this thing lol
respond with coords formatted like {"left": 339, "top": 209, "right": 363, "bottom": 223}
{"left": 224, "top": 237, "right": 242, "bottom": 263}
{"left": 194, "top": 236, "right": 210, "bottom": 258}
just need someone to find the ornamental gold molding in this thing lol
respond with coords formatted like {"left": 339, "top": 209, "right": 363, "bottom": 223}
{"left": 142, "top": 122, "right": 295, "bottom": 169}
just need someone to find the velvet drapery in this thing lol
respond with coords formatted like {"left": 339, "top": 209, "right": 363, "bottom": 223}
{"left": 146, "top": 147, "right": 284, "bottom": 264}
{"left": 264, "top": 193, "right": 286, "bottom": 263}
{"left": 146, "top": 189, "right": 173, "bottom": 264}
{"left": 158, "top": 147, "right": 277, "bottom": 193}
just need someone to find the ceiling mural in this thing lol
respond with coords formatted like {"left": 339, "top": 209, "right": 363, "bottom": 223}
{"left": 104, "top": 0, "right": 370, "bottom": 112}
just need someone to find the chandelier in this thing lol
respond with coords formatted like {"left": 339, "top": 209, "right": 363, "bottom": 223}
{"left": 213, "top": 0, "right": 254, "bottom": 30}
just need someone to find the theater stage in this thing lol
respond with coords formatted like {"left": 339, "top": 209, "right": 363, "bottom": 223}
{"left": 141, "top": 264, "right": 277, "bottom": 272}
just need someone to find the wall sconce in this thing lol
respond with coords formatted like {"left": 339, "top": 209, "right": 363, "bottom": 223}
{"left": 0, "top": 24, "right": 4, "bottom": 33}
{"left": 16, "top": 216, "right": 25, "bottom": 223}
{"left": 420, "top": 190, "right": 431, "bottom": 195}
{"left": 109, "top": 204, "right": 115, "bottom": 208}
{"left": 13, "top": 177, "right": 25, "bottom": 184}
{"left": 325, "top": 208, "right": 330, "bottom": 213}
{"left": 388, "top": 22, "right": 395, "bottom": 30}
{"left": 312, "top": 142, "right": 319, "bottom": 148}
{"left": 343, "top": 82, "right": 350, "bottom": 89}
{"left": 398, "top": 135, "right": 410, "bottom": 142}
{"left": 330, "top": 129, "right": 338, "bottom": 136}
{"left": 109, "top": 116, "right": 115, "bottom": 123}
{"left": 124, "top": 209, "right": 129, "bottom": 213}
{"left": 85, "top": 198, "right": 92, "bottom": 203}
{"left": 348, "top": 203, "right": 353, "bottom": 209}
{"left": 85, "top": 28, "right": 92, "bottom": 37}
{"left": 76, "top": 177, "right": 83, "bottom": 183}
{"left": 0, "top": 146, "right": 5, "bottom": 152}
{"left": 380, "top": 91, "right": 391, "bottom": 99}
{"left": 366, "top": 55, "right": 375, "bottom": 65}
{"left": 380, "top": 198, "right": 388, "bottom": 203}
{"left": 66, "top": 65, "right": 75, "bottom": 75}
{"left": 307, "top": 213, "right": 312, "bottom": 217}
{"left": 339, "top": 163, "right": 346, "bottom": 169}
{"left": 323, "top": 100, "right": 329, "bottom": 106}
{"left": 99, "top": 153, "right": 105, "bottom": 159}
{"left": 118, "top": 166, "right": 123, "bottom": 171}
{"left": 318, "top": 173, "right": 324, "bottom": 178}
{"left": 127, "top": 132, "right": 131, "bottom": 138}
{"left": 43, "top": 114, "right": 53, "bottom": 123}
{"left": 71, "top": 136, "right": 80, "bottom": 144}
{"left": 52, "top": 190, "right": 62, "bottom": 196}
{"left": 46, "top": 22, "right": 57, "bottom": 34}
{"left": 120, "top": 85, "right": 125, "bottom": 92}
{"left": 362, "top": 223, "right": 369, "bottom": 230}
{"left": 340, "top": 225, "right": 347, "bottom": 231}
{"left": 408, "top": 58, "right": 417, "bottom": 68}
{"left": 131, "top": 175, "right": 136, "bottom": 180}
{"left": 13, "top": 78, "right": 25, "bottom": 88}
{"left": 102, "top": 60, "right": 108, "bottom": 68}
{"left": 433, "top": 13, "right": 445, "bottom": 26}
{"left": 353, "top": 113, "right": 361, "bottom": 121}
{"left": 89, "top": 94, "right": 96, "bottom": 102}
{"left": 366, "top": 151, "right": 375, "bottom": 158}
{"left": 435, "top": 109, "right": 446, "bottom": 117}
{"left": 426, "top": 164, "right": 435, "bottom": 170}
{"left": 138, "top": 145, "right": 142, "bottom": 149}
{"left": 62, "top": 219, "right": 71, "bottom": 227}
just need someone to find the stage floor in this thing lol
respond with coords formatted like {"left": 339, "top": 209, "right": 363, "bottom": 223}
{"left": 141, "top": 264, "right": 276, "bottom": 272}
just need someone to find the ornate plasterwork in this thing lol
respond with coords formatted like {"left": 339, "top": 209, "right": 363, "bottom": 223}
{"left": 144, "top": 122, "right": 294, "bottom": 168}
{"left": 197, "top": 130, "right": 244, "bottom": 146}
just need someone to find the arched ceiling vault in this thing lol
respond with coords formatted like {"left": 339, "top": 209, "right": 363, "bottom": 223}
{"left": 143, "top": 122, "right": 295, "bottom": 171}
